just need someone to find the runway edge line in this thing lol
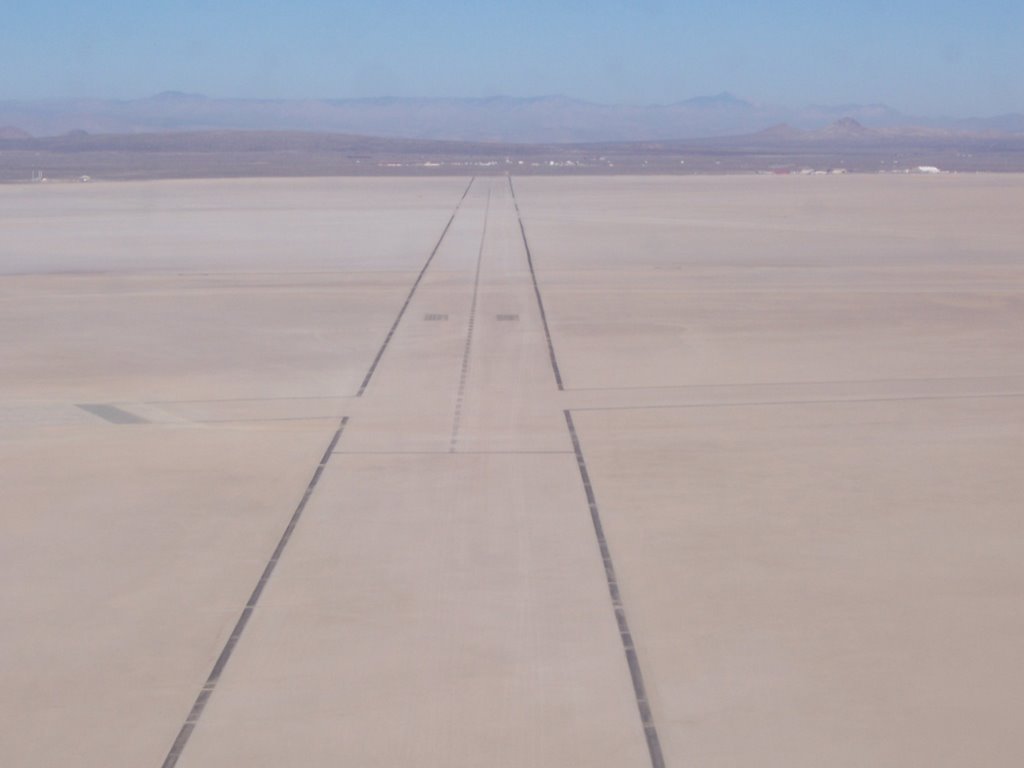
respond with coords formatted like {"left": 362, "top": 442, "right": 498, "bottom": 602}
{"left": 357, "top": 176, "right": 476, "bottom": 397}
{"left": 160, "top": 417, "right": 350, "bottom": 768}
{"left": 564, "top": 409, "right": 667, "bottom": 768}
{"left": 450, "top": 187, "right": 491, "bottom": 452}
{"left": 507, "top": 175, "right": 565, "bottom": 390}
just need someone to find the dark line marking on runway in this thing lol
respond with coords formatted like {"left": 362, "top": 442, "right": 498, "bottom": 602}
{"left": 76, "top": 403, "right": 148, "bottom": 424}
{"left": 356, "top": 176, "right": 475, "bottom": 397}
{"left": 563, "top": 373, "right": 1024, "bottom": 393}
{"left": 564, "top": 409, "right": 665, "bottom": 768}
{"left": 192, "top": 416, "right": 340, "bottom": 424}
{"left": 508, "top": 175, "right": 564, "bottom": 390}
{"left": 160, "top": 417, "right": 349, "bottom": 768}
{"left": 569, "top": 391, "right": 1024, "bottom": 412}
{"left": 143, "top": 395, "right": 355, "bottom": 405}
{"left": 450, "top": 187, "right": 491, "bottom": 453}
{"left": 333, "top": 450, "right": 573, "bottom": 455}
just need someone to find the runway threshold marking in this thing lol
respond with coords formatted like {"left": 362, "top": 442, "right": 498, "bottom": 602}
{"left": 507, "top": 175, "right": 564, "bottom": 390}
{"left": 160, "top": 417, "right": 350, "bottom": 768}
{"left": 449, "top": 187, "right": 491, "bottom": 453}
{"left": 356, "top": 176, "right": 476, "bottom": 397}
{"left": 565, "top": 409, "right": 666, "bottom": 768}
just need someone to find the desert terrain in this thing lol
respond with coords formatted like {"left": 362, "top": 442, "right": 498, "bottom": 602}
{"left": 2, "top": 174, "right": 1023, "bottom": 767}
{"left": 3, "top": 126, "right": 1024, "bottom": 181}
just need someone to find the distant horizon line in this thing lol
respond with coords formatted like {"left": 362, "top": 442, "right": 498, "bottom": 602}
{"left": 2, "top": 91, "right": 1022, "bottom": 120}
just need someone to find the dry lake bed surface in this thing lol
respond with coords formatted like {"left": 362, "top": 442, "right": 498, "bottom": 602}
{"left": 2, "top": 174, "right": 1023, "bottom": 767}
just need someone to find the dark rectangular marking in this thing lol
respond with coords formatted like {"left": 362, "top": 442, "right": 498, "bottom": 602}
{"left": 496, "top": 314, "right": 519, "bottom": 321}
{"left": 76, "top": 403, "right": 148, "bottom": 424}
{"left": 424, "top": 313, "right": 449, "bottom": 321}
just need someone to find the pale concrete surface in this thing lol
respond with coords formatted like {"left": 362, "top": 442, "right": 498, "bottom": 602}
{"left": 177, "top": 452, "right": 646, "bottom": 767}
{"left": 515, "top": 174, "right": 1024, "bottom": 766}
{"left": 0, "top": 178, "right": 479, "bottom": 767}
{"left": 173, "top": 181, "right": 649, "bottom": 767}
{"left": 515, "top": 175, "right": 1024, "bottom": 390}
{"left": 2, "top": 174, "right": 1023, "bottom": 767}
{"left": 0, "top": 423, "right": 338, "bottom": 766}
{"left": 0, "top": 177, "right": 470, "bottom": 275}
{"left": 571, "top": 400, "right": 1024, "bottom": 766}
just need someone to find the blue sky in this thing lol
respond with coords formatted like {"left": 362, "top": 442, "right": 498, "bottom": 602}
{"left": 2, "top": 0, "right": 1022, "bottom": 116}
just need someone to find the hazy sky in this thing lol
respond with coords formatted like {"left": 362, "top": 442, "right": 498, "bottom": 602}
{"left": 3, "top": 0, "right": 1022, "bottom": 116}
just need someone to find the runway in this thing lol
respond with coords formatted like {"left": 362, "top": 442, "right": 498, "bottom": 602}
{"left": 2, "top": 174, "right": 1023, "bottom": 766}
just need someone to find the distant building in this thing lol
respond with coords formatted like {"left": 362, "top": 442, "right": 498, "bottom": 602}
{"left": 917, "top": 166, "right": 941, "bottom": 174}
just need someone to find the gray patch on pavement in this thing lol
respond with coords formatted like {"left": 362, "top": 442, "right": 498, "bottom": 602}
{"left": 76, "top": 403, "right": 149, "bottom": 424}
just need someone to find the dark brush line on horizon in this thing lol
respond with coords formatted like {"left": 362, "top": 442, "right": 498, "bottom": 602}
{"left": 1, "top": 93, "right": 1022, "bottom": 144}
{"left": 3, "top": 89, "right": 1021, "bottom": 117}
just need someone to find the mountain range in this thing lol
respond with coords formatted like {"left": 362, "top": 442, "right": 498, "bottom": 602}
{"left": 2, "top": 92, "right": 1023, "bottom": 143}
